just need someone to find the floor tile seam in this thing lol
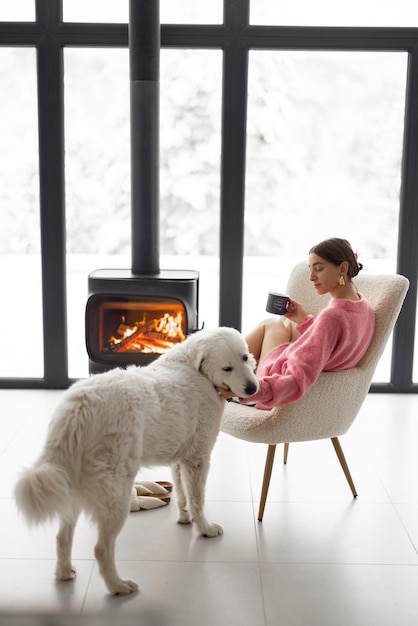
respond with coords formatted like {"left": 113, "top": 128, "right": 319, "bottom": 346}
{"left": 252, "top": 526, "right": 269, "bottom": 626}
{"left": 357, "top": 437, "right": 397, "bottom": 503}
{"left": 203, "top": 498, "right": 255, "bottom": 503}
{"left": 0, "top": 405, "right": 40, "bottom": 453}
{"left": 0, "top": 556, "right": 95, "bottom": 563}
{"left": 257, "top": 562, "right": 418, "bottom": 583}
{"left": 392, "top": 502, "right": 418, "bottom": 558}
{"left": 256, "top": 558, "right": 418, "bottom": 566}
{"left": 252, "top": 497, "right": 403, "bottom": 506}
{"left": 244, "top": 441, "right": 258, "bottom": 503}
{"left": 80, "top": 561, "right": 96, "bottom": 612}
{"left": 113, "top": 558, "right": 262, "bottom": 565}
{"left": 0, "top": 422, "right": 28, "bottom": 455}
{"left": 255, "top": 561, "right": 268, "bottom": 626}
{"left": 250, "top": 470, "right": 269, "bottom": 626}
{"left": 352, "top": 494, "right": 418, "bottom": 562}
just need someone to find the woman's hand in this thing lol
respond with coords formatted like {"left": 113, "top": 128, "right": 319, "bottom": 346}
{"left": 215, "top": 386, "right": 236, "bottom": 400}
{"left": 285, "top": 298, "right": 309, "bottom": 324}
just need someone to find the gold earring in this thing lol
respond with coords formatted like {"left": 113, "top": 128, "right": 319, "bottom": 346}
{"left": 339, "top": 276, "right": 346, "bottom": 286}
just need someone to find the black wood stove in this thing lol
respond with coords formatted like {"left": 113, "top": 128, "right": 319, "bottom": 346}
{"left": 85, "top": 0, "right": 200, "bottom": 374}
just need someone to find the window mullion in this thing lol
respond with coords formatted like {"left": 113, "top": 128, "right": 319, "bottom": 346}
{"left": 37, "top": 0, "right": 68, "bottom": 387}
{"left": 392, "top": 50, "right": 418, "bottom": 390}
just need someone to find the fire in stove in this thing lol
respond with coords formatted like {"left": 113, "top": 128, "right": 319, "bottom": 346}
{"left": 97, "top": 297, "right": 186, "bottom": 356}
{"left": 86, "top": 291, "right": 191, "bottom": 372}
{"left": 105, "top": 304, "right": 185, "bottom": 355}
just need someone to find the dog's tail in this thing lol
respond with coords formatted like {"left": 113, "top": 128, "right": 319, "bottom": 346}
{"left": 14, "top": 462, "right": 72, "bottom": 525}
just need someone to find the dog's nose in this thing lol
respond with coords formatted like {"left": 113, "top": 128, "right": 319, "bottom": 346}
{"left": 245, "top": 382, "right": 258, "bottom": 396}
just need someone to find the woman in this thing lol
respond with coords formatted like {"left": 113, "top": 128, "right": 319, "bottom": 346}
{"left": 217, "top": 238, "right": 375, "bottom": 410}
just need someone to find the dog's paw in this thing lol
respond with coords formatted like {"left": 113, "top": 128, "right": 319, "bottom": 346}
{"left": 55, "top": 565, "right": 77, "bottom": 581}
{"left": 177, "top": 510, "right": 192, "bottom": 525}
{"left": 112, "top": 578, "right": 139, "bottom": 596}
{"left": 202, "top": 522, "right": 223, "bottom": 537}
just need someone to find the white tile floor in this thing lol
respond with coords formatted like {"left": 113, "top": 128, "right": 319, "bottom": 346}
{"left": 0, "top": 389, "right": 418, "bottom": 625}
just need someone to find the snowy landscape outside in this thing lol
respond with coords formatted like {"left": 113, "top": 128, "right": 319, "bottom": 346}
{"left": 0, "top": 1, "right": 414, "bottom": 380}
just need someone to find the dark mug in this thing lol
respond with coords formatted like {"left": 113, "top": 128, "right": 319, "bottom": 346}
{"left": 266, "top": 292, "right": 289, "bottom": 315}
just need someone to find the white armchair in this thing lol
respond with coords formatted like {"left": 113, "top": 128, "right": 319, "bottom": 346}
{"left": 221, "top": 262, "right": 409, "bottom": 521}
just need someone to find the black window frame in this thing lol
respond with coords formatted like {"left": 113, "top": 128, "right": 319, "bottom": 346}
{"left": 0, "top": 0, "right": 417, "bottom": 391}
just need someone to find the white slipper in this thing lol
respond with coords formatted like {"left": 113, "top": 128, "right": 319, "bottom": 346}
{"left": 130, "top": 494, "right": 168, "bottom": 512}
{"left": 135, "top": 481, "right": 169, "bottom": 494}
{"left": 133, "top": 483, "right": 153, "bottom": 496}
{"left": 138, "top": 496, "right": 168, "bottom": 509}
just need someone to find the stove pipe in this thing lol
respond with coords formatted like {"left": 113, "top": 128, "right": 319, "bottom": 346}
{"left": 129, "top": 0, "right": 160, "bottom": 275}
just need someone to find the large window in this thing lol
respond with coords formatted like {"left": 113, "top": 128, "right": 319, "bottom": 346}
{"left": 1, "top": 0, "right": 417, "bottom": 390}
{"left": 243, "top": 50, "right": 407, "bottom": 381}
{"left": 64, "top": 48, "right": 222, "bottom": 378}
{"left": 0, "top": 48, "right": 42, "bottom": 377}
{"left": 62, "top": 0, "right": 223, "bottom": 24}
{"left": 0, "top": 2, "right": 34, "bottom": 21}
{"left": 250, "top": 0, "right": 418, "bottom": 27}
{"left": 245, "top": 51, "right": 405, "bottom": 261}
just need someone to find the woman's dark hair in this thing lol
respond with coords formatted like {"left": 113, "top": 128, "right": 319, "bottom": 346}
{"left": 309, "top": 238, "right": 363, "bottom": 280}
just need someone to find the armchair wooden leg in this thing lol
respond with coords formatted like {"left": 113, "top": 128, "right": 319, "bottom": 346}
{"left": 258, "top": 444, "right": 276, "bottom": 522}
{"left": 331, "top": 437, "right": 358, "bottom": 497}
{"left": 283, "top": 442, "right": 289, "bottom": 464}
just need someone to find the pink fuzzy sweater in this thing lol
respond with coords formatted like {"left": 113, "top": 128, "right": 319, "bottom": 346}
{"left": 240, "top": 294, "right": 375, "bottom": 410}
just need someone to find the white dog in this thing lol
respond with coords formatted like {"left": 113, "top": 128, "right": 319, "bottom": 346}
{"left": 14, "top": 327, "right": 258, "bottom": 595}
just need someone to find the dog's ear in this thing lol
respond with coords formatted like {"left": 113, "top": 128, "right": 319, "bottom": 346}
{"left": 186, "top": 336, "right": 206, "bottom": 372}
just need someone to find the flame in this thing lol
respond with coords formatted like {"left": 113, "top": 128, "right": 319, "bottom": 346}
{"left": 107, "top": 310, "right": 185, "bottom": 355}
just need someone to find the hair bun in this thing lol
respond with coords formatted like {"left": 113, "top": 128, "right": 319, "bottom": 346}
{"left": 351, "top": 257, "right": 363, "bottom": 278}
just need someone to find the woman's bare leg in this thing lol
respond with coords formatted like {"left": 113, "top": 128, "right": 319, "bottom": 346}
{"left": 246, "top": 318, "right": 299, "bottom": 366}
